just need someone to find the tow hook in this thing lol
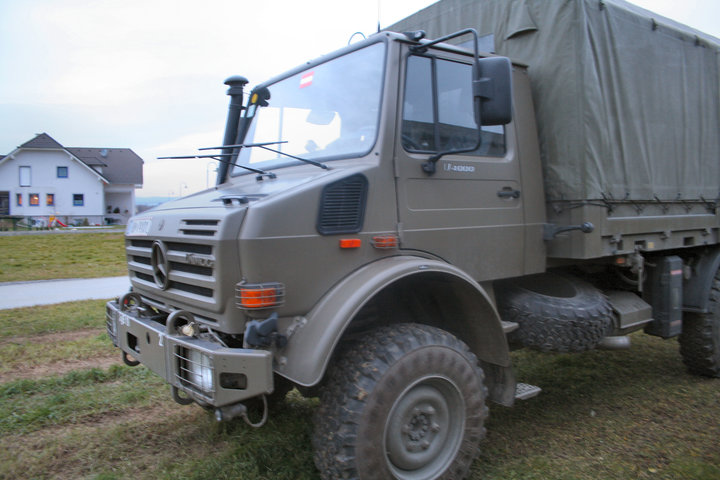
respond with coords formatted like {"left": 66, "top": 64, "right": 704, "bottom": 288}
{"left": 122, "top": 351, "right": 140, "bottom": 367}
{"left": 244, "top": 313, "right": 287, "bottom": 348}
{"left": 215, "top": 395, "right": 268, "bottom": 428}
{"left": 171, "top": 386, "right": 194, "bottom": 405}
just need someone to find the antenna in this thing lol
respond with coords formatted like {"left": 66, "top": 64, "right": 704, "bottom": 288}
{"left": 377, "top": 0, "right": 381, "bottom": 32}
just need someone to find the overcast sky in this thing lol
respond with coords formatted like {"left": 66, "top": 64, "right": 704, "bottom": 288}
{"left": 1, "top": 0, "right": 718, "bottom": 197}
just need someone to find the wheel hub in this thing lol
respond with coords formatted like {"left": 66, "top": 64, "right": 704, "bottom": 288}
{"left": 402, "top": 406, "right": 440, "bottom": 448}
{"left": 385, "top": 377, "right": 464, "bottom": 478}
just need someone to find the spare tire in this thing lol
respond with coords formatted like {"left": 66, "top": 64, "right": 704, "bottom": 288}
{"left": 495, "top": 272, "right": 613, "bottom": 353}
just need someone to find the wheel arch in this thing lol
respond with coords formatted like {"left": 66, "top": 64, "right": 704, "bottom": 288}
{"left": 277, "top": 255, "right": 512, "bottom": 397}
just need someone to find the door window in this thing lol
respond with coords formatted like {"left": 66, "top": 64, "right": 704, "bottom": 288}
{"left": 402, "top": 55, "right": 506, "bottom": 156}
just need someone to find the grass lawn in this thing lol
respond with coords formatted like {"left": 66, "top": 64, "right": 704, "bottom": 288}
{"left": 0, "top": 301, "right": 718, "bottom": 479}
{"left": 0, "top": 232, "right": 126, "bottom": 282}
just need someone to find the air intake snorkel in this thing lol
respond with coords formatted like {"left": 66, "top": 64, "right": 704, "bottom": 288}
{"left": 216, "top": 75, "right": 249, "bottom": 186}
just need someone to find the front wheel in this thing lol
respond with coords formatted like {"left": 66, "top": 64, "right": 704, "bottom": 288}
{"left": 313, "top": 324, "right": 488, "bottom": 480}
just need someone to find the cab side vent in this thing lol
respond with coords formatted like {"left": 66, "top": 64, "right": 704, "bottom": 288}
{"left": 317, "top": 174, "right": 369, "bottom": 235}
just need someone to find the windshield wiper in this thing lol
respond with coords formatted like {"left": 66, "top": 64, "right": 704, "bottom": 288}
{"left": 157, "top": 153, "right": 276, "bottom": 179}
{"left": 201, "top": 141, "right": 329, "bottom": 170}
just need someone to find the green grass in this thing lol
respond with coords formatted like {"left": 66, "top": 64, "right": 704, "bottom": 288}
{"left": 471, "top": 337, "right": 720, "bottom": 480}
{"left": 0, "top": 331, "right": 115, "bottom": 374}
{"left": 0, "top": 299, "right": 109, "bottom": 338}
{"left": 0, "top": 232, "right": 126, "bottom": 282}
{"left": 0, "top": 300, "right": 718, "bottom": 479}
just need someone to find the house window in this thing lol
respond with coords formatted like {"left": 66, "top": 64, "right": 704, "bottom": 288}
{"left": 19, "top": 166, "right": 31, "bottom": 186}
{"left": 47, "top": 194, "right": 55, "bottom": 206}
{"left": 57, "top": 166, "right": 68, "bottom": 178}
{"left": 29, "top": 193, "right": 40, "bottom": 206}
{"left": 16, "top": 193, "right": 22, "bottom": 206}
{"left": 73, "top": 194, "right": 84, "bottom": 206}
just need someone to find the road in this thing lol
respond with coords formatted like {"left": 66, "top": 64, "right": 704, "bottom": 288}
{"left": 0, "top": 276, "right": 130, "bottom": 310}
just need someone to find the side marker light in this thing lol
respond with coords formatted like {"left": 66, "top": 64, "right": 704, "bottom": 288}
{"left": 340, "top": 238, "right": 362, "bottom": 249}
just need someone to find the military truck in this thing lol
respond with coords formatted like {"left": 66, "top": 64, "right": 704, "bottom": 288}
{"left": 106, "top": 0, "right": 720, "bottom": 478}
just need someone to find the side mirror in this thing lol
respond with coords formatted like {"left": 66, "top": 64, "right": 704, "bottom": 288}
{"left": 473, "top": 56, "right": 513, "bottom": 126}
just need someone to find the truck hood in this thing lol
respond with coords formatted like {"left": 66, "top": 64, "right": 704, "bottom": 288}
{"left": 146, "top": 168, "right": 334, "bottom": 212}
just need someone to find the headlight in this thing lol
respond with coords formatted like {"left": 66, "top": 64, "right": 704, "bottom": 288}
{"left": 177, "top": 347, "right": 215, "bottom": 395}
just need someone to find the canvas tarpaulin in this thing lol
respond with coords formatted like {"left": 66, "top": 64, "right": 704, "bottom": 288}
{"left": 388, "top": 0, "right": 720, "bottom": 202}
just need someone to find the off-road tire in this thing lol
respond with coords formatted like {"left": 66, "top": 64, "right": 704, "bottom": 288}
{"left": 680, "top": 272, "right": 720, "bottom": 377}
{"left": 495, "top": 272, "right": 613, "bottom": 353}
{"left": 312, "top": 323, "right": 488, "bottom": 480}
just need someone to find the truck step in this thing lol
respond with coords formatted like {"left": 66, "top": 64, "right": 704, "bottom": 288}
{"left": 514, "top": 382, "right": 542, "bottom": 400}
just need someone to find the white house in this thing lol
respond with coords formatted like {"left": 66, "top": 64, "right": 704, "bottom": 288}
{"left": 0, "top": 133, "right": 143, "bottom": 225}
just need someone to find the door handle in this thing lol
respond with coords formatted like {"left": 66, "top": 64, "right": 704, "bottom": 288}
{"left": 497, "top": 188, "right": 521, "bottom": 199}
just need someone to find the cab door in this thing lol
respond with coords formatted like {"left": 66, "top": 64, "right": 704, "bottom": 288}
{"left": 394, "top": 49, "right": 525, "bottom": 281}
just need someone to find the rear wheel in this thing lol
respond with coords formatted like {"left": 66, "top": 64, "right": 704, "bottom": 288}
{"left": 680, "top": 272, "right": 720, "bottom": 377}
{"left": 313, "top": 323, "right": 487, "bottom": 480}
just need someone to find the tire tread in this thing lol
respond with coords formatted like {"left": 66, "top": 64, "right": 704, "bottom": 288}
{"left": 680, "top": 273, "right": 720, "bottom": 377}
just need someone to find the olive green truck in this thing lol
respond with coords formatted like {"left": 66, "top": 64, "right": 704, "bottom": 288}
{"left": 106, "top": 0, "right": 720, "bottom": 477}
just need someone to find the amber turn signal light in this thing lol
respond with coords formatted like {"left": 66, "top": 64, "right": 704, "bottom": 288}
{"left": 235, "top": 282, "right": 285, "bottom": 309}
{"left": 371, "top": 234, "right": 398, "bottom": 249}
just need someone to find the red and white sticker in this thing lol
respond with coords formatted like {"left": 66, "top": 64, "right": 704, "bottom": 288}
{"left": 300, "top": 71, "right": 314, "bottom": 88}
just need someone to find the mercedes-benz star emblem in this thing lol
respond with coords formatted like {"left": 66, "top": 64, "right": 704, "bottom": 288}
{"left": 150, "top": 240, "right": 170, "bottom": 290}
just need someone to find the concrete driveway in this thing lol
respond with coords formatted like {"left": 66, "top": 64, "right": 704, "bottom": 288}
{"left": 0, "top": 276, "right": 130, "bottom": 310}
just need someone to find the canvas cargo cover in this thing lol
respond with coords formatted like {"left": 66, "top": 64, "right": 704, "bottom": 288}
{"left": 388, "top": 0, "right": 720, "bottom": 202}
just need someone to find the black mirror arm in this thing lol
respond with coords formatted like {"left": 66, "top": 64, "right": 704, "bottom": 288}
{"left": 421, "top": 131, "right": 483, "bottom": 174}
{"left": 410, "top": 27, "right": 481, "bottom": 59}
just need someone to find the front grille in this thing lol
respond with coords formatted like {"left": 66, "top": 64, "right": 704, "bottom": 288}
{"left": 133, "top": 256, "right": 151, "bottom": 266}
{"left": 166, "top": 242, "right": 212, "bottom": 255}
{"left": 135, "top": 272, "right": 154, "bottom": 283}
{"left": 171, "top": 262, "right": 212, "bottom": 276}
{"left": 179, "top": 219, "right": 220, "bottom": 237}
{"left": 127, "top": 236, "right": 217, "bottom": 301}
{"left": 169, "top": 281, "right": 214, "bottom": 298}
{"left": 131, "top": 239, "right": 153, "bottom": 249}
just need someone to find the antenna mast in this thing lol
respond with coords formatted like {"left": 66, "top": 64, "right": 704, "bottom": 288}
{"left": 377, "top": 0, "right": 381, "bottom": 32}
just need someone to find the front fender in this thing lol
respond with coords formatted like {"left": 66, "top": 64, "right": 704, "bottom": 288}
{"left": 277, "top": 255, "right": 510, "bottom": 387}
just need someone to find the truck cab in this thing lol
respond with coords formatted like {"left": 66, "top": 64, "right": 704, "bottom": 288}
{"left": 108, "top": 30, "right": 524, "bottom": 478}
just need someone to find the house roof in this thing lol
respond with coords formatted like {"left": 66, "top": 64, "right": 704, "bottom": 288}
{"left": 67, "top": 148, "right": 144, "bottom": 185}
{"left": 11, "top": 133, "right": 143, "bottom": 185}
{"left": 20, "top": 133, "right": 65, "bottom": 149}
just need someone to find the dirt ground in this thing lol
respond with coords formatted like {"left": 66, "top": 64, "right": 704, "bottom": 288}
{"left": 0, "top": 328, "right": 120, "bottom": 383}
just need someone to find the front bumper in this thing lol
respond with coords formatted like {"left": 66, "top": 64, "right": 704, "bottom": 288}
{"left": 106, "top": 299, "right": 273, "bottom": 407}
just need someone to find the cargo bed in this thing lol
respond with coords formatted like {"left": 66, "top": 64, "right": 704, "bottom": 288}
{"left": 389, "top": 0, "right": 720, "bottom": 259}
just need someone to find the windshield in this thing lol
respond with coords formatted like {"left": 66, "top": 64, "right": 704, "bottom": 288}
{"left": 232, "top": 42, "right": 385, "bottom": 175}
